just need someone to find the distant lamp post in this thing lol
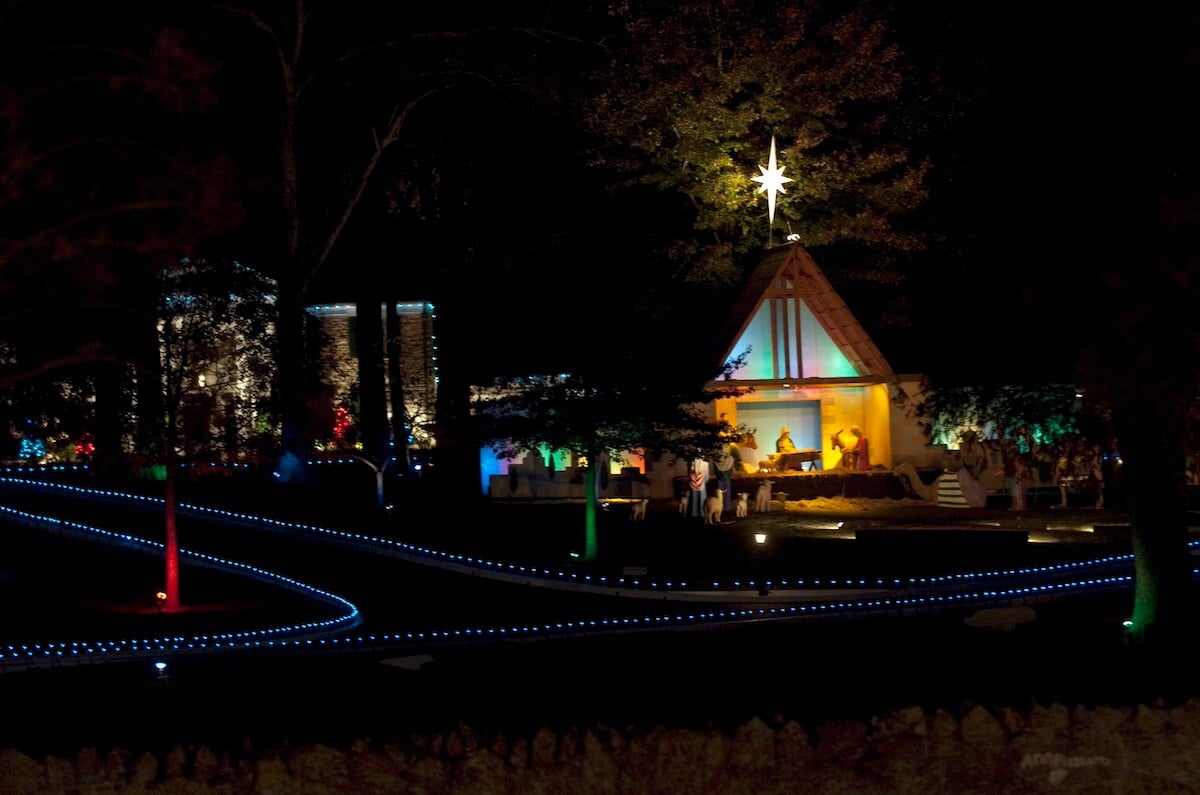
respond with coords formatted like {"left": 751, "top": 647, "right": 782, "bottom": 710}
{"left": 345, "top": 453, "right": 395, "bottom": 513}
{"left": 751, "top": 136, "right": 793, "bottom": 245}
{"left": 753, "top": 532, "right": 769, "bottom": 596}
{"left": 154, "top": 661, "right": 169, "bottom": 682}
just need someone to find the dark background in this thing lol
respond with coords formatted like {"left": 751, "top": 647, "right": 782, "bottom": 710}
{"left": 889, "top": 3, "right": 1196, "bottom": 382}
{"left": 2, "top": 1, "right": 1194, "bottom": 387}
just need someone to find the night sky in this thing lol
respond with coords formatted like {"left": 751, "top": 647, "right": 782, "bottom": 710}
{"left": 1, "top": 1, "right": 1195, "bottom": 388}
{"left": 886, "top": 3, "right": 1197, "bottom": 384}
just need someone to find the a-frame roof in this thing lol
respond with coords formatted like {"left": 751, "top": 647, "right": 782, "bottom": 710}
{"left": 715, "top": 243, "right": 894, "bottom": 383}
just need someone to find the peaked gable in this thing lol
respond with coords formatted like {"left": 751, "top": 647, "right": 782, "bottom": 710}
{"left": 719, "top": 244, "right": 894, "bottom": 382}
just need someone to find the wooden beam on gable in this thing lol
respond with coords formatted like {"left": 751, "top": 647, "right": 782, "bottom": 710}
{"left": 787, "top": 246, "right": 894, "bottom": 378}
{"left": 712, "top": 243, "right": 895, "bottom": 381}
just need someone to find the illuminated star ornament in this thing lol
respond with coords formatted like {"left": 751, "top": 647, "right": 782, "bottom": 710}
{"left": 751, "top": 135, "right": 793, "bottom": 225}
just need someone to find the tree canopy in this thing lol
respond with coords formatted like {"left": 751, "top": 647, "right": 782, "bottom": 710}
{"left": 157, "top": 257, "right": 277, "bottom": 462}
{"left": 0, "top": 1, "right": 238, "bottom": 394}
{"left": 475, "top": 354, "right": 750, "bottom": 559}
{"left": 579, "top": 0, "right": 930, "bottom": 289}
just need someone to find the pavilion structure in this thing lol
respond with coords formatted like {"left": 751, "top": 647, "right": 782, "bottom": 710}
{"left": 487, "top": 242, "right": 938, "bottom": 500}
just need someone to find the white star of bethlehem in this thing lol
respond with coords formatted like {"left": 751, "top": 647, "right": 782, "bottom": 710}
{"left": 751, "top": 136, "right": 793, "bottom": 224}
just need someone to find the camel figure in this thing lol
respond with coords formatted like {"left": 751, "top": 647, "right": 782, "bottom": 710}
{"left": 894, "top": 462, "right": 935, "bottom": 501}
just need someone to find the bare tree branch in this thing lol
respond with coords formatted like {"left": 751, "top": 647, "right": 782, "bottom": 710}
{"left": 303, "top": 88, "right": 442, "bottom": 294}
{"left": 0, "top": 342, "right": 130, "bottom": 392}
{"left": 0, "top": 198, "right": 191, "bottom": 271}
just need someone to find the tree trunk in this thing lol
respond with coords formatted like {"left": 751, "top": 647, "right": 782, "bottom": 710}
{"left": 1114, "top": 402, "right": 1192, "bottom": 689}
{"left": 356, "top": 298, "right": 388, "bottom": 467}
{"left": 160, "top": 369, "right": 182, "bottom": 611}
{"left": 134, "top": 310, "right": 165, "bottom": 461}
{"left": 275, "top": 280, "right": 308, "bottom": 458}
{"left": 162, "top": 468, "right": 181, "bottom": 611}
{"left": 274, "top": 38, "right": 306, "bottom": 460}
{"left": 91, "top": 363, "right": 126, "bottom": 475}
{"left": 582, "top": 461, "right": 599, "bottom": 562}
{"left": 430, "top": 299, "right": 480, "bottom": 500}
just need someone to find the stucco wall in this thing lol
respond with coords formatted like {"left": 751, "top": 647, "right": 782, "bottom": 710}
{"left": 314, "top": 306, "right": 437, "bottom": 446}
{"left": 889, "top": 377, "right": 951, "bottom": 470}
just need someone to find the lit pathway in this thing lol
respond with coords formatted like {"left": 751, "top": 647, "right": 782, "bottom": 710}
{"left": 0, "top": 476, "right": 1147, "bottom": 672}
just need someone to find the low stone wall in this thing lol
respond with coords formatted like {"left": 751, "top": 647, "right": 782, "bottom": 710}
{"left": 728, "top": 470, "right": 908, "bottom": 502}
{"left": 4, "top": 701, "right": 1199, "bottom": 793}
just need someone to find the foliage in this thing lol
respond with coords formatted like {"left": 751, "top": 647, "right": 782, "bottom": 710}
{"left": 157, "top": 258, "right": 276, "bottom": 461}
{"left": 0, "top": 2, "right": 240, "bottom": 393}
{"left": 197, "top": 1, "right": 592, "bottom": 453}
{"left": 1072, "top": 190, "right": 1200, "bottom": 478}
{"left": 913, "top": 381, "right": 1086, "bottom": 451}
{"left": 477, "top": 378, "right": 734, "bottom": 469}
{"left": 579, "top": 0, "right": 930, "bottom": 286}
{"left": 197, "top": 2, "right": 421, "bottom": 453}
{"left": 474, "top": 352, "right": 750, "bottom": 561}
{"left": 475, "top": 350, "right": 752, "bottom": 466}
{"left": 0, "top": 347, "right": 97, "bottom": 463}
{"left": 910, "top": 380, "right": 1125, "bottom": 488}
{"left": 1069, "top": 182, "right": 1200, "bottom": 653}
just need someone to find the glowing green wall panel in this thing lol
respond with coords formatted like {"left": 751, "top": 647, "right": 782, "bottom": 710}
{"left": 727, "top": 299, "right": 859, "bottom": 380}
{"left": 729, "top": 303, "right": 776, "bottom": 380}
{"left": 800, "top": 302, "right": 858, "bottom": 378}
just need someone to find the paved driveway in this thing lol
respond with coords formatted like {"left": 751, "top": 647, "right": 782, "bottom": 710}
{"left": 0, "top": 476, "right": 1187, "bottom": 762}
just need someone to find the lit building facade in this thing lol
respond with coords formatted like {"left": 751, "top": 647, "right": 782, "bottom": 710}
{"left": 308, "top": 302, "right": 439, "bottom": 455}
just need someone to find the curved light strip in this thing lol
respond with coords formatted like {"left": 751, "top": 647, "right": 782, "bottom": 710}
{"left": 0, "top": 476, "right": 1162, "bottom": 672}
{"left": 0, "top": 492, "right": 360, "bottom": 670}
{"left": 6, "top": 476, "right": 1144, "bottom": 596}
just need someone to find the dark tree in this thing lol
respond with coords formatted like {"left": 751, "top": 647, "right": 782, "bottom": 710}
{"left": 176, "top": 2, "right": 618, "bottom": 501}
{"left": 579, "top": 0, "right": 930, "bottom": 288}
{"left": 156, "top": 258, "right": 276, "bottom": 463}
{"left": 476, "top": 357, "right": 750, "bottom": 561}
{"left": 0, "top": 1, "right": 240, "bottom": 469}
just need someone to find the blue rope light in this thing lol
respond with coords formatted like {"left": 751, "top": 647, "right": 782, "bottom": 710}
{"left": 0, "top": 476, "right": 1151, "bottom": 672}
